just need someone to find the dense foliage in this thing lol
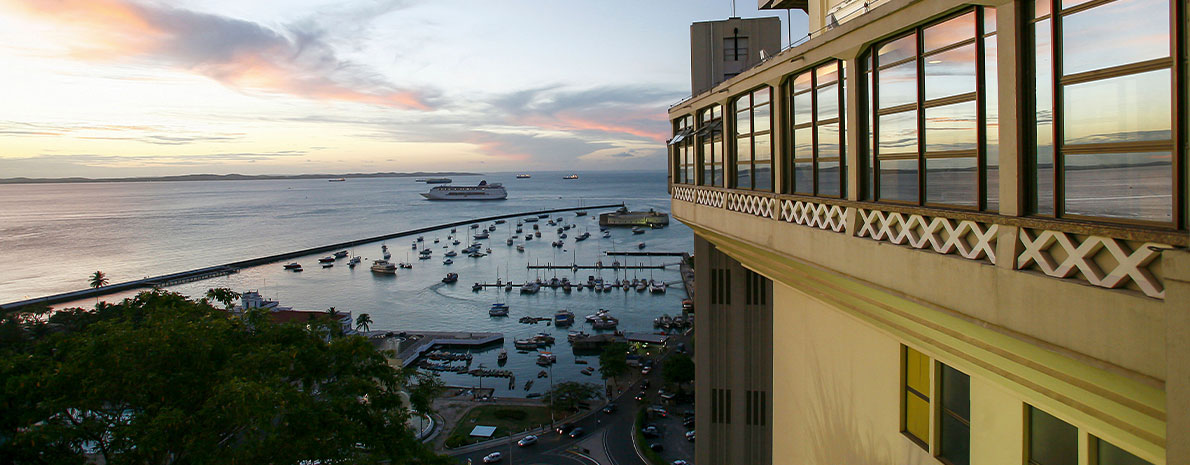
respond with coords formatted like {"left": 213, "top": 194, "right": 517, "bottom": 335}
{"left": 0, "top": 290, "right": 448, "bottom": 465}
{"left": 663, "top": 353, "right": 695, "bottom": 387}
{"left": 542, "top": 381, "right": 601, "bottom": 413}
{"left": 598, "top": 342, "right": 629, "bottom": 383}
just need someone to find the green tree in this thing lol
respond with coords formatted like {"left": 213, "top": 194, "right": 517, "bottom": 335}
{"left": 356, "top": 313, "right": 373, "bottom": 333}
{"left": 204, "top": 287, "right": 241, "bottom": 310}
{"left": 543, "top": 381, "right": 601, "bottom": 413}
{"left": 88, "top": 271, "right": 108, "bottom": 289}
{"left": 0, "top": 290, "right": 449, "bottom": 465}
{"left": 663, "top": 352, "right": 696, "bottom": 389}
{"left": 598, "top": 342, "right": 629, "bottom": 386}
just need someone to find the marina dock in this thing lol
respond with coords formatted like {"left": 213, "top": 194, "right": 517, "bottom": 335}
{"left": 371, "top": 331, "right": 504, "bottom": 368}
{"left": 526, "top": 263, "right": 669, "bottom": 270}
{"left": 604, "top": 251, "right": 688, "bottom": 257}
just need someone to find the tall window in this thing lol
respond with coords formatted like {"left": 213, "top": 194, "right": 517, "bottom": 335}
{"left": 902, "top": 346, "right": 930, "bottom": 447}
{"left": 1095, "top": 437, "right": 1153, "bottom": 465}
{"left": 787, "top": 60, "right": 846, "bottom": 197}
{"left": 699, "top": 105, "right": 725, "bottom": 187}
{"left": 734, "top": 87, "right": 773, "bottom": 191}
{"left": 866, "top": 8, "right": 998, "bottom": 209}
{"left": 1028, "top": 406, "right": 1077, "bottom": 465}
{"left": 1029, "top": 0, "right": 1178, "bottom": 225}
{"left": 671, "top": 115, "right": 695, "bottom": 184}
{"left": 725, "top": 35, "right": 749, "bottom": 61}
{"left": 938, "top": 364, "right": 970, "bottom": 465}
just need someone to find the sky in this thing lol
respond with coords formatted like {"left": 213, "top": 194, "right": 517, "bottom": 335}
{"left": 0, "top": 0, "right": 808, "bottom": 178}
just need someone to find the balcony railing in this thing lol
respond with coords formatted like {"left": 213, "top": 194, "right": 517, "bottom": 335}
{"left": 672, "top": 185, "right": 1180, "bottom": 299}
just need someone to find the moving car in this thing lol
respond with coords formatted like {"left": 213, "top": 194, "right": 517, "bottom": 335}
{"left": 517, "top": 435, "right": 538, "bottom": 447}
{"left": 483, "top": 452, "right": 502, "bottom": 463}
{"left": 568, "top": 427, "right": 585, "bottom": 438}
{"left": 555, "top": 423, "right": 576, "bottom": 435}
{"left": 601, "top": 403, "right": 617, "bottom": 414}
{"left": 685, "top": 430, "right": 696, "bottom": 441}
{"left": 634, "top": 391, "right": 647, "bottom": 401}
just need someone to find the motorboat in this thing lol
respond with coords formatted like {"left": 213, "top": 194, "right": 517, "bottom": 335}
{"left": 283, "top": 262, "right": 302, "bottom": 270}
{"left": 632, "top": 227, "right": 645, "bottom": 234}
{"left": 516, "top": 245, "right": 525, "bottom": 252}
{"left": 322, "top": 262, "right": 334, "bottom": 268}
{"left": 443, "top": 258, "right": 453, "bottom": 265}
{"left": 575, "top": 211, "right": 587, "bottom": 216}
{"left": 537, "top": 214, "right": 549, "bottom": 218}
{"left": 471, "top": 224, "right": 479, "bottom": 229}
{"left": 650, "top": 280, "right": 666, "bottom": 294}
{"left": 585, "top": 309, "right": 610, "bottom": 322}
{"left": 453, "top": 239, "right": 461, "bottom": 245}
{"left": 474, "top": 231, "right": 489, "bottom": 240}
{"left": 370, "top": 260, "right": 398, "bottom": 274}
{"left": 399, "top": 262, "right": 413, "bottom": 269}
{"left": 562, "top": 174, "right": 579, "bottom": 180}
{"left": 524, "top": 217, "right": 537, "bottom": 223}
{"left": 334, "top": 251, "right": 348, "bottom": 259}
{"left": 318, "top": 256, "right": 335, "bottom": 263}
{"left": 442, "top": 272, "right": 459, "bottom": 283}
{"left": 347, "top": 256, "right": 362, "bottom": 268}
{"left": 507, "top": 238, "right": 514, "bottom": 246}
{"left": 514, "top": 338, "right": 538, "bottom": 350}
{"left": 536, "top": 352, "right": 557, "bottom": 366}
{"left": 420, "top": 180, "right": 507, "bottom": 200}
{"left": 505, "top": 282, "right": 514, "bottom": 292}
{"left": 554, "top": 310, "right": 575, "bottom": 327}
{"left": 445, "top": 250, "right": 457, "bottom": 257}
{"left": 417, "top": 236, "right": 424, "bottom": 242}
{"left": 495, "top": 220, "right": 506, "bottom": 224}
{"left": 575, "top": 232, "right": 590, "bottom": 241}
{"left": 602, "top": 231, "right": 611, "bottom": 238}
{"left": 567, "top": 331, "right": 589, "bottom": 342}
{"left": 488, "top": 224, "right": 497, "bottom": 232}
{"left": 591, "top": 316, "right": 618, "bottom": 330}
{"left": 520, "top": 282, "right": 541, "bottom": 294}
{"left": 489, "top": 303, "right": 509, "bottom": 317}
{"left": 472, "top": 283, "right": 483, "bottom": 291}
{"left": 516, "top": 174, "right": 531, "bottom": 178}
{"left": 498, "top": 349, "right": 508, "bottom": 364}
{"left": 638, "top": 242, "right": 646, "bottom": 249}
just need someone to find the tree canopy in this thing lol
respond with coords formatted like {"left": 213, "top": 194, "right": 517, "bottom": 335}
{"left": 598, "top": 342, "right": 629, "bottom": 382}
{"left": 663, "top": 352, "right": 695, "bottom": 387}
{"left": 0, "top": 290, "right": 448, "bottom": 465}
{"left": 542, "top": 382, "right": 601, "bottom": 413}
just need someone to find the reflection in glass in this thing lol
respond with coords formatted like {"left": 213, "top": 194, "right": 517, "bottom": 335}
{"left": 817, "top": 62, "right": 840, "bottom": 84}
{"left": 1034, "top": 19, "right": 1054, "bottom": 215}
{"left": 923, "top": 11, "right": 975, "bottom": 52}
{"left": 926, "top": 157, "right": 978, "bottom": 206}
{"left": 794, "top": 161, "right": 814, "bottom": 194}
{"left": 879, "top": 61, "right": 918, "bottom": 109}
{"left": 794, "top": 127, "right": 814, "bottom": 159}
{"left": 794, "top": 73, "right": 812, "bottom": 93}
{"left": 879, "top": 158, "right": 919, "bottom": 202}
{"left": 926, "top": 101, "right": 978, "bottom": 152}
{"left": 879, "top": 34, "right": 917, "bottom": 63}
{"left": 754, "top": 87, "right": 770, "bottom": 105}
{"left": 753, "top": 103, "right": 771, "bottom": 134}
{"left": 736, "top": 108, "right": 751, "bottom": 135}
{"left": 794, "top": 92, "right": 813, "bottom": 125}
{"left": 1061, "top": 0, "right": 1169, "bottom": 76}
{"left": 1034, "top": 0, "right": 1051, "bottom": 19}
{"left": 818, "top": 161, "right": 840, "bottom": 197}
{"left": 1029, "top": 408, "right": 1077, "bottom": 465}
{"left": 736, "top": 137, "right": 751, "bottom": 189}
{"left": 985, "top": 35, "right": 999, "bottom": 212}
{"left": 754, "top": 162, "right": 771, "bottom": 191}
{"left": 1063, "top": 69, "right": 1171, "bottom": 145}
{"left": 984, "top": 7, "right": 997, "bottom": 33}
{"left": 879, "top": 111, "right": 918, "bottom": 154}
{"left": 866, "top": 67, "right": 876, "bottom": 200}
{"left": 754, "top": 133, "right": 771, "bottom": 163}
{"left": 1064, "top": 152, "right": 1171, "bottom": 222}
{"left": 817, "top": 84, "right": 839, "bottom": 120}
{"left": 818, "top": 123, "right": 841, "bottom": 159}
{"left": 924, "top": 43, "right": 977, "bottom": 101}
{"left": 1097, "top": 439, "right": 1154, "bottom": 465}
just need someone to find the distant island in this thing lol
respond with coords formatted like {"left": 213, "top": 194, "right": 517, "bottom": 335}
{"left": 0, "top": 172, "right": 483, "bottom": 185}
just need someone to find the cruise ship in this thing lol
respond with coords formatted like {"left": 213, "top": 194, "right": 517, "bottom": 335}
{"left": 420, "top": 180, "right": 507, "bottom": 200}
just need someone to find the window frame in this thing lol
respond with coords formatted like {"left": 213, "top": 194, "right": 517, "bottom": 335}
{"left": 698, "top": 104, "right": 725, "bottom": 187}
{"left": 783, "top": 59, "right": 848, "bottom": 197}
{"left": 901, "top": 345, "right": 931, "bottom": 449}
{"left": 1026, "top": 0, "right": 1184, "bottom": 228}
{"left": 732, "top": 86, "right": 775, "bottom": 191}
{"left": 671, "top": 115, "right": 696, "bottom": 185}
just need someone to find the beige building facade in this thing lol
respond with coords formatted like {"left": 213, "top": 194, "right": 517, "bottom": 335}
{"left": 671, "top": 0, "right": 1187, "bottom": 464}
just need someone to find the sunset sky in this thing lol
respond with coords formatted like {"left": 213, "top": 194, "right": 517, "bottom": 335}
{"left": 0, "top": 0, "right": 806, "bottom": 178}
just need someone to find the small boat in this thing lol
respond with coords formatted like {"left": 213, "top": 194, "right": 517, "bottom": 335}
{"left": 453, "top": 239, "right": 461, "bottom": 245}
{"left": 489, "top": 304, "right": 509, "bottom": 316}
{"left": 328, "top": 178, "right": 346, "bottom": 182}
{"left": 514, "top": 338, "right": 538, "bottom": 350}
{"left": 411, "top": 243, "right": 417, "bottom": 249}
{"left": 505, "top": 282, "right": 514, "bottom": 292}
{"left": 650, "top": 280, "right": 667, "bottom": 294}
{"left": 567, "top": 330, "right": 589, "bottom": 342}
{"left": 563, "top": 174, "right": 579, "bottom": 180}
{"left": 417, "top": 236, "right": 424, "bottom": 242}
{"left": 488, "top": 224, "right": 497, "bottom": 232}
{"left": 538, "top": 214, "right": 549, "bottom": 218}
{"left": 538, "top": 370, "right": 548, "bottom": 378}
{"left": 535, "top": 231, "right": 542, "bottom": 237}
{"left": 474, "top": 231, "right": 489, "bottom": 240}
{"left": 334, "top": 251, "right": 348, "bottom": 259}
{"left": 399, "top": 262, "right": 413, "bottom": 269}
{"left": 516, "top": 227, "right": 523, "bottom": 233}
{"left": 443, "top": 258, "right": 453, "bottom": 265}
{"left": 471, "top": 224, "right": 479, "bottom": 229}
{"left": 322, "top": 262, "right": 334, "bottom": 268}
{"left": 283, "top": 262, "right": 302, "bottom": 270}
{"left": 347, "top": 256, "right": 362, "bottom": 268}
{"left": 638, "top": 242, "right": 646, "bottom": 249}
{"left": 575, "top": 211, "right": 587, "bottom": 216}
{"left": 520, "top": 282, "right": 541, "bottom": 294}
{"left": 445, "top": 250, "right": 457, "bottom": 257}
{"left": 383, "top": 251, "right": 392, "bottom": 259}
{"left": 524, "top": 380, "right": 534, "bottom": 390}
{"left": 524, "top": 217, "right": 538, "bottom": 223}
{"left": 581, "top": 367, "right": 594, "bottom": 375}
{"left": 495, "top": 220, "right": 506, "bottom": 224}
{"left": 442, "top": 272, "right": 458, "bottom": 283}
{"left": 554, "top": 309, "right": 575, "bottom": 327}
{"left": 370, "top": 259, "right": 398, "bottom": 274}
{"left": 536, "top": 352, "right": 556, "bottom": 366}
{"left": 318, "top": 256, "right": 335, "bottom": 263}
{"left": 507, "top": 238, "right": 514, "bottom": 246}
{"left": 516, "top": 174, "right": 531, "bottom": 179}
{"left": 575, "top": 359, "right": 589, "bottom": 365}
{"left": 632, "top": 227, "right": 645, "bottom": 234}
{"left": 472, "top": 283, "right": 483, "bottom": 291}
{"left": 498, "top": 349, "right": 508, "bottom": 364}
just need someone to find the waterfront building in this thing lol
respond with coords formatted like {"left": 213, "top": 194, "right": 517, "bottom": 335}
{"left": 670, "top": 0, "right": 1186, "bottom": 464}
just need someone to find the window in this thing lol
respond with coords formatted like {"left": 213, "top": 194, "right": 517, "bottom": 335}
{"left": 786, "top": 60, "right": 846, "bottom": 196}
{"left": 902, "top": 346, "right": 930, "bottom": 447}
{"left": 1095, "top": 437, "right": 1153, "bottom": 465}
{"left": 1028, "top": 406, "right": 1077, "bottom": 465}
{"left": 699, "top": 105, "right": 725, "bottom": 187}
{"left": 671, "top": 115, "right": 695, "bottom": 184}
{"left": 1029, "top": 0, "right": 1178, "bottom": 224}
{"left": 938, "top": 364, "right": 970, "bottom": 465}
{"left": 724, "top": 35, "right": 749, "bottom": 61}
{"left": 733, "top": 87, "right": 774, "bottom": 191}
{"left": 865, "top": 8, "right": 999, "bottom": 210}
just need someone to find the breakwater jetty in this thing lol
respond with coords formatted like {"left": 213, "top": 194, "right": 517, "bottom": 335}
{"left": 369, "top": 330, "right": 505, "bottom": 368}
{"left": 0, "top": 204, "right": 623, "bottom": 312}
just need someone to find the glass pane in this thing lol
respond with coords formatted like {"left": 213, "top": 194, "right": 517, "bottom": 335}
{"left": 939, "top": 412, "right": 971, "bottom": 465}
{"left": 985, "top": 35, "right": 1000, "bottom": 212}
{"left": 794, "top": 127, "right": 814, "bottom": 160}
{"left": 1065, "top": 152, "right": 1172, "bottom": 222}
{"left": 1035, "top": 19, "right": 1055, "bottom": 215}
{"left": 702, "top": 139, "right": 713, "bottom": 186}
{"left": 737, "top": 163, "right": 752, "bottom": 190}
{"left": 1061, "top": 0, "right": 1170, "bottom": 76}
{"left": 816, "top": 83, "right": 840, "bottom": 120}
{"left": 905, "top": 393, "right": 930, "bottom": 443}
{"left": 926, "top": 100, "right": 978, "bottom": 152}
{"left": 925, "top": 43, "right": 977, "bottom": 101}
{"left": 736, "top": 136, "right": 752, "bottom": 163}
{"left": 818, "top": 123, "right": 841, "bottom": 160}
{"left": 818, "top": 160, "right": 840, "bottom": 196}
{"left": 754, "top": 161, "right": 772, "bottom": 191}
{"left": 879, "top": 60, "right": 918, "bottom": 109}
{"left": 941, "top": 364, "right": 970, "bottom": 419}
{"left": 817, "top": 61, "right": 840, "bottom": 85}
{"left": 1063, "top": 69, "right": 1172, "bottom": 145}
{"left": 924, "top": 11, "right": 976, "bottom": 53}
{"left": 794, "top": 161, "right": 814, "bottom": 194}
{"left": 880, "top": 158, "right": 919, "bottom": 202}
{"left": 1029, "top": 407, "right": 1078, "bottom": 465}
{"left": 754, "top": 133, "right": 771, "bottom": 162}
{"left": 754, "top": 87, "right": 770, "bottom": 105}
{"left": 736, "top": 108, "right": 751, "bottom": 135}
{"left": 866, "top": 66, "right": 876, "bottom": 200}
{"left": 1097, "top": 438, "right": 1154, "bottom": 465}
{"left": 794, "top": 72, "right": 813, "bottom": 93}
{"left": 713, "top": 105, "right": 722, "bottom": 119}
{"left": 879, "top": 111, "right": 919, "bottom": 155}
{"left": 1035, "top": 0, "right": 1052, "bottom": 18}
{"left": 794, "top": 92, "right": 814, "bottom": 125}
{"left": 754, "top": 103, "right": 771, "bottom": 134}
{"left": 878, "top": 34, "right": 917, "bottom": 64}
{"left": 927, "top": 156, "right": 978, "bottom": 206}
{"left": 983, "top": 7, "right": 997, "bottom": 34}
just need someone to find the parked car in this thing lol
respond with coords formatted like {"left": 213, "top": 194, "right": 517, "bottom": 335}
{"left": 517, "top": 435, "right": 538, "bottom": 447}
{"left": 682, "top": 417, "right": 695, "bottom": 428}
{"left": 647, "top": 405, "right": 668, "bottom": 417}
{"left": 641, "top": 366, "right": 652, "bottom": 375}
{"left": 634, "top": 391, "right": 647, "bottom": 401}
{"left": 673, "top": 461, "right": 690, "bottom": 465}
{"left": 641, "top": 425, "right": 661, "bottom": 438}
{"left": 685, "top": 430, "right": 696, "bottom": 442}
{"left": 556, "top": 423, "right": 575, "bottom": 435}
{"left": 602, "top": 403, "right": 617, "bottom": 414}
{"left": 483, "top": 452, "right": 502, "bottom": 463}
{"left": 569, "top": 427, "right": 585, "bottom": 438}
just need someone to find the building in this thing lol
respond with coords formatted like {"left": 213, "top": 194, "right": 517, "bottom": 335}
{"left": 669, "top": 0, "right": 1186, "bottom": 464}
{"left": 689, "top": 16, "right": 782, "bottom": 95}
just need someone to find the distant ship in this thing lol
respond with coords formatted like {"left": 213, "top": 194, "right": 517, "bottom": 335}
{"left": 328, "top": 178, "right": 346, "bottom": 182}
{"left": 420, "top": 180, "right": 507, "bottom": 200}
{"left": 516, "top": 174, "right": 531, "bottom": 179}
{"left": 562, "top": 174, "right": 579, "bottom": 180}
{"left": 424, "top": 178, "right": 452, "bottom": 184}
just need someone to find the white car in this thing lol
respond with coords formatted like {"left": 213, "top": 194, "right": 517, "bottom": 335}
{"left": 482, "top": 452, "right": 502, "bottom": 463}
{"left": 517, "top": 435, "right": 538, "bottom": 447}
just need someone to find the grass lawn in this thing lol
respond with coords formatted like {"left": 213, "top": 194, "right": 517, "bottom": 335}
{"left": 444, "top": 405, "right": 555, "bottom": 448}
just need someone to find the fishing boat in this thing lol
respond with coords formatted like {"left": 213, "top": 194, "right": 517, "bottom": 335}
{"left": 334, "top": 251, "right": 348, "bottom": 259}
{"left": 370, "top": 259, "right": 398, "bottom": 274}
{"left": 567, "top": 330, "right": 589, "bottom": 342}
{"left": 442, "top": 272, "right": 458, "bottom": 283}
{"left": 591, "top": 316, "right": 619, "bottom": 330}
{"left": 497, "top": 349, "right": 508, "bottom": 364}
{"left": 536, "top": 352, "right": 557, "bottom": 366}
{"left": 554, "top": 309, "right": 575, "bottom": 327}
{"left": 283, "top": 262, "right": 302, "bottom": 270}
{"left": 514, "top": 338, "right": 538, "bottom": 350}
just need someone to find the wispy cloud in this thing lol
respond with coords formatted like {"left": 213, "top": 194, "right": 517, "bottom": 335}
{"left": 0, "top": 120, "right": 244, "bottom": 145}
{"left": 5, "top": 0, "right": 433, "bottom": 109}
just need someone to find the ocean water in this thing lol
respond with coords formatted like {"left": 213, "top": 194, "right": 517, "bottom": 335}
{"left": 0, "top": 170, "right": 692, "bottom": 396}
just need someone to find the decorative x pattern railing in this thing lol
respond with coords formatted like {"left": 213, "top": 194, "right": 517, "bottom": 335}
{"left": 1017, "top": 229, "right": 1168, "bottom": 299}
{"left": 856, "top": 209, "right": 998, "bottom": 264}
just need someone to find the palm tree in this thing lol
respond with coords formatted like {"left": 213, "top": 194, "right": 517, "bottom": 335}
{"left": 89, "top": 271, "right": 108, "bottom": 289}
{"left": 356, "top": 313, "right": 372, "bottom": 333}
{"left": 204, "top": 288, "right": 241, "bottom": 310}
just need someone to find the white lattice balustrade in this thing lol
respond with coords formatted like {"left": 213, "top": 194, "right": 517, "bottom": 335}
{"left": 725, "top": 192, "right": 775, "bottom": 219}
{"left": 1017, "top": 229, "right": 1167, "bottom": 299}
{"left": 856, "top": 209, "right": 998, "bottom": 264}
{"left": 779, "top": 199, "right": 850, "bottom": 232}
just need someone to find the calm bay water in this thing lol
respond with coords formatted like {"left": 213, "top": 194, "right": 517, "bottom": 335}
{"left": 0, "top": 170, "right": 691, "bottom": 396}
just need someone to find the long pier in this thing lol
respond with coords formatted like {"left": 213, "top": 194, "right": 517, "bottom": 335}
{"left": 0, "top": 204, "right": 623, "bottom": 312}
{"left": 604, "top": 251, "right": 688, "bottom": 257}
{"left": 526, "top": 263, "right": 668, "bottom": 270}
